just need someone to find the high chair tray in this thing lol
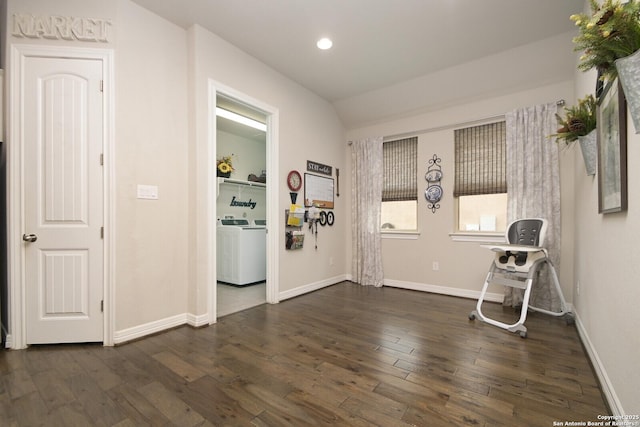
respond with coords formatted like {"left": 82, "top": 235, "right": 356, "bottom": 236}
{"left": 481, "top": 244, "right": 544, "bottom": 253}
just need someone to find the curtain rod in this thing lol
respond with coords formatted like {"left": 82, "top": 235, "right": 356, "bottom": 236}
{"left": 347, "top": 99, "right": 565, "bottom": 143}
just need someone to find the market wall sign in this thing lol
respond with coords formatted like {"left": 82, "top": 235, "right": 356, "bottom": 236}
{"left": 12, "top": 13, "right": 112, "bottom": 43}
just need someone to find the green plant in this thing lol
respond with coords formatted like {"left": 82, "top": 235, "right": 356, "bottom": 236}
{"left": 552, "top": 95, "right": 597, "bottom": 145}
{"left": 571, "top": 0, "right": 640, "bottom": 80}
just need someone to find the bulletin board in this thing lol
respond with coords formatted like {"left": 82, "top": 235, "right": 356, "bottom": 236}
{"left": 304, "top": 173, "right": 334, "bottom": 209}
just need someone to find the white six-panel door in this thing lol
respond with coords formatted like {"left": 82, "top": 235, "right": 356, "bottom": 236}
{"left": 22, "top": 56, "right": 104, "bottom": 344}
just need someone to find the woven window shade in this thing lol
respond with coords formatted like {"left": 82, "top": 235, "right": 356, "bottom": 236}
{"left": 382, "top": 137, "right": 417, "bottom": 201}
{"left": 454, "top": 122, "right": 506, "bottom": 197}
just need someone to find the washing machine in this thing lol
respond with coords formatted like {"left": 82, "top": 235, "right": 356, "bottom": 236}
{"left": 217, "top": 218, "right": 266, "bottom": 286}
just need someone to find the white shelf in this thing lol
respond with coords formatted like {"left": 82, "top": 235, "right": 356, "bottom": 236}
{"left": 217, "top": 178, "right": 266, "bottom": 194}
{"left": 218, "top": 177, "right": 266, "bottom": 187}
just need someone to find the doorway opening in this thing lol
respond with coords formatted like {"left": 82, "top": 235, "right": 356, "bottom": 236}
{"left": 216, "top": 95, "right": 267, "bottom": 316}
{"left": 208, "top": 81, "right": 279, "bottom": 322}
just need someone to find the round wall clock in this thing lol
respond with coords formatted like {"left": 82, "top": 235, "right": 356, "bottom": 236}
{"left": 287, "top": 170, "right": 302, "bottom": 191}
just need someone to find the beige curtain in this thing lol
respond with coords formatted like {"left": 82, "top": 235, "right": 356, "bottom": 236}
{"left": 350, "top": 137, "right": 384, "bottom": 287}
{"left": 505, "top": 103, "right": 561, "bottom": 311}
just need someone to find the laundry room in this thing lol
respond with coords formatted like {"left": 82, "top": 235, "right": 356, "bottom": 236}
{"left": 215, "top": 97, "right": 268, "bottom": 316}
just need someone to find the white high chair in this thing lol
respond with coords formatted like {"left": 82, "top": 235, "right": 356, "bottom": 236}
{"left": 468, "top": 218, "right": 573, "bottom": 338}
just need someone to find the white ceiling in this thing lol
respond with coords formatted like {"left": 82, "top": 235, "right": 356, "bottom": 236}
{"left": 131, "top": 0, "right": 585, "bottom": 127}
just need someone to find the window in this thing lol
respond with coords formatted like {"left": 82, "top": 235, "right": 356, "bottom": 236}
{"left": 454, "top": 122, "right": 507, "bottom": 233}
{"left": 381, "top": 137, "right": 417, "bottom": 231}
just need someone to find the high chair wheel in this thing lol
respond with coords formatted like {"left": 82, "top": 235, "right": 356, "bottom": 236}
{"left": 564, "top": 314, "right": 575, "bottom": 325}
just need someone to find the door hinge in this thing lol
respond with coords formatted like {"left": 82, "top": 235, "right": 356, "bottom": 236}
{"left": 100, "top": 153, "right": 104, "bottom": 165}
{"left": 100, "top": 226, "right": 104, "bottom": 239}
{"left": 101, "top": 300, "right": 104, "bottom": 312}
{"left": 100, "top": 80, "right": 104, "bottom": 92}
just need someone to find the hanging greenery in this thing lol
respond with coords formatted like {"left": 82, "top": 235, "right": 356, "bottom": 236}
{"left": 551, "top": 95, "right": 597, "bottom": 145}
{"left": 571, "top": 0, "right": 640, "bottom": 81}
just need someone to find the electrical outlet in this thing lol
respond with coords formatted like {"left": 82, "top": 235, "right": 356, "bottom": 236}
{"left": 329, "top": 257, "right": 334, "bottom": 266}
{"left": 432, "top": 261, "right": 439, "bottom": 271}
{"left": 576, "top": 280, "right": 580, "bottom": 295}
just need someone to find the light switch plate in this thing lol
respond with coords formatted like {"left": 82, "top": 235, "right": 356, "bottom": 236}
{"left": 137, "top": 184, "right": 159, "bottom": 200}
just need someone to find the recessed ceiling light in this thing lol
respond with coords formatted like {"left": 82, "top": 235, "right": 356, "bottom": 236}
{"left": 316, "top": 38, "right": 333, "bottom": 50}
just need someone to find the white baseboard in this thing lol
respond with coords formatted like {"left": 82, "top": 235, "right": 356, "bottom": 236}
{"left": 187, "top": 312, "right": 210, "bottom": 328}
{"left": 383, "top": 278, "right": 504, "bottom": 303}
{"left": 573, "top": 309, "right": 624, "bottom": 415}
{"left": 114, "top": 313, "right": 188, "bottom": 344}
{"left": 6, "top": 313, "right": 205, "bottom": 348}
{"left": 382, "top": 278, "right": 575, "bottom": 315}
{"left": 112, "top": 276, "right": 347, "bottom": 345}
{"left": 278, "top": 274, "right": 348, "bottom": 302}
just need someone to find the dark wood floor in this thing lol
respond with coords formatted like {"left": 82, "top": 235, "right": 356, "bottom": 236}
{"left": 0, "top": 282, "right": 608, "bottom": 426}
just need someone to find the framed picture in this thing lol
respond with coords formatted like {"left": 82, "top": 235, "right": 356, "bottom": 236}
{"left": 597, "top": 78, "right": 627, "bottom": 214}
{"left": 304, "top": 173, "right": 334, "bottom": 209}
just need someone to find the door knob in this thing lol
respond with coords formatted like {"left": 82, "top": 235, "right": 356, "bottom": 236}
{"left": 22, "top": 233, "right": 38, "bottom": 243}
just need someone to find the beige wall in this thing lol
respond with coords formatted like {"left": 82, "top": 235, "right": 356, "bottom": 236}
{"left": 113, "top": 0, "right": 190, "bottom": 330}
{"left": 346, "top": 80, "right": 576, "bottom": 301}
{"left": 189, "top": 25, "right": 347, "bottom": 316}
{"left": 571, "top": 22, "right": 640, "bottom": 414}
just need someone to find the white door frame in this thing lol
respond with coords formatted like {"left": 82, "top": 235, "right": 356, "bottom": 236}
{"left": 207, "top": 80, "right": 279, "bottom": 323}
{"left": 8, "top": 44, "right": 115, "bottom": 349}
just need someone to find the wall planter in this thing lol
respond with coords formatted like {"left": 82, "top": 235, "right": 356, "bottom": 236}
{"left": 578, "top": 130, "right": 597, "bottom": 176}
{"left": 616, "top": 49, "right": 640, "bottom": 134}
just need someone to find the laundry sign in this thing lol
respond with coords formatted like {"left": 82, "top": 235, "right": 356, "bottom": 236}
{"left": 218, "top": 182, "right": 265, "bottom": 219}
{"left": 230, "top": 196, "right": 257, "bottom": 210}
{"left": 12, "top": 13, "right": 112, "bottom": 42}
